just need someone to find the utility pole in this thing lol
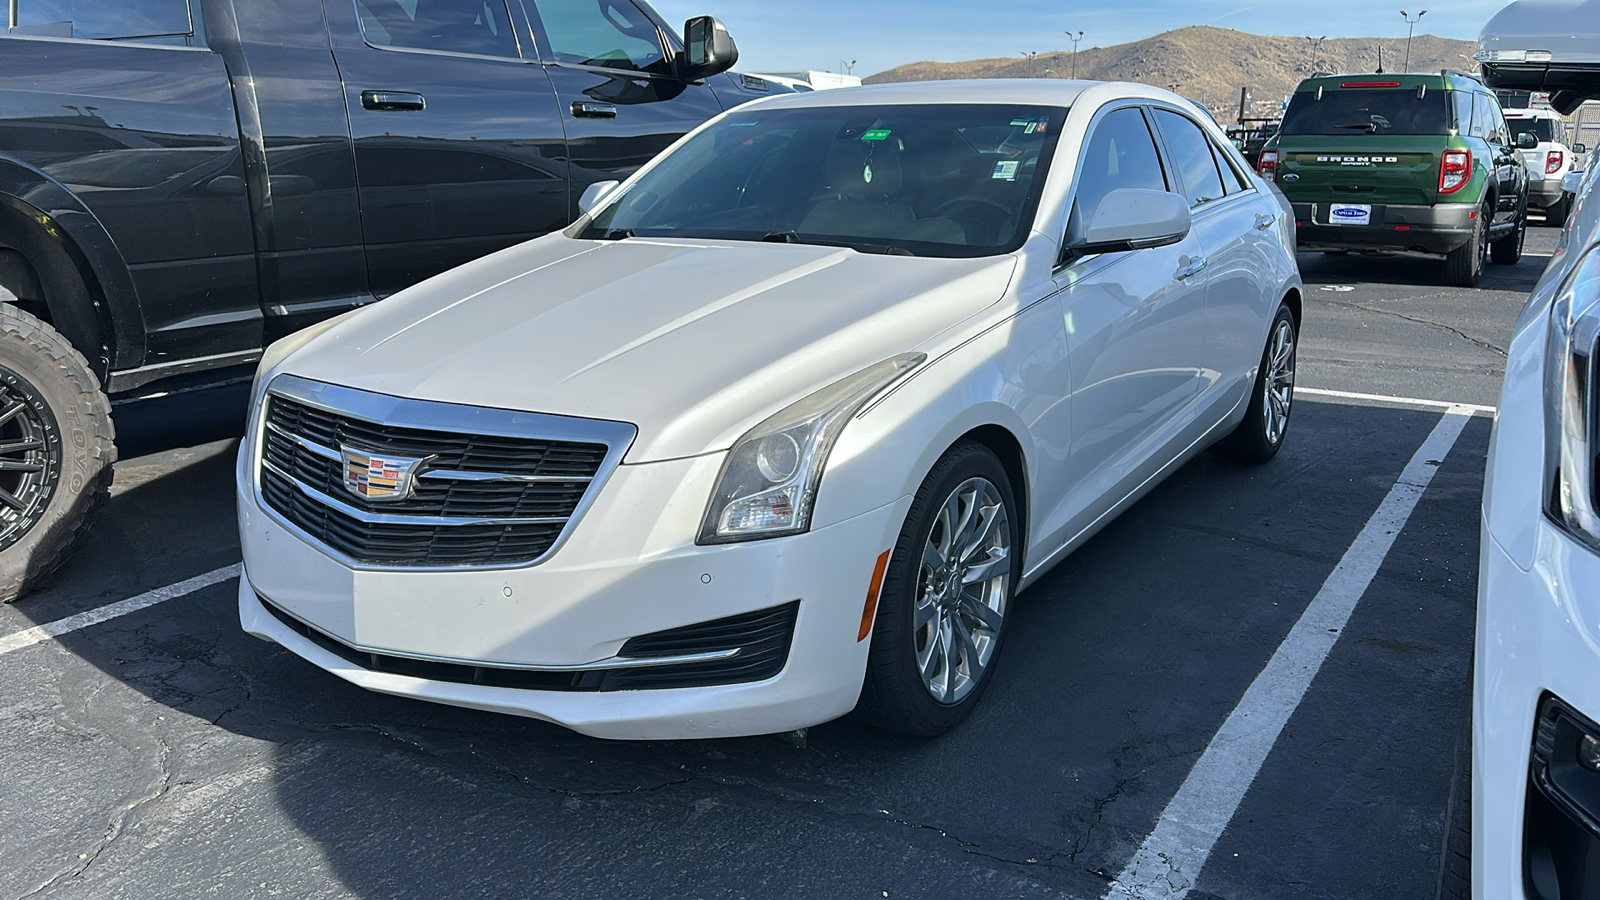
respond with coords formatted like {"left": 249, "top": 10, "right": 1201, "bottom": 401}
{"left": 839, "top": 59, "right": 856, "bottom": 76}
{"left": 1400, "top": 10, "right": 1426, "bottom": 73}
{"left": 1066, "top": 30, "right": 1085, "bottom": 79}
{"left": 1303, "top": 35, "right": 1326, "bottom": 73}
{"left": 1022, "top": 51, "right": 1038, "bottom": 78}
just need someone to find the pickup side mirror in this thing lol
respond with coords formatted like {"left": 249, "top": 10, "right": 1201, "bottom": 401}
{"left": 1517, "top": 132, "right": 1540, "bottom": 150}
{"left": 682, "top": 16, "right": 738, "bottom": 80}
{"left": 578, "top": 180, "right": 621, "bottom": 216}
{"left": 1577, "top": 143, "right": 1589, "bottom": 155}
{"left": 1064, "top": 189, "right": 1192, "bottom": 261}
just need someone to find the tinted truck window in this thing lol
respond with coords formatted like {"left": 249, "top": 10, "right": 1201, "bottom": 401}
{"left": 1280, "top": 89, "right": 1448, "bottom": 136}
{"left": 533, "top": 0, "right": 669, "bottom": 74}
{"left": 16, "top": 0, "right": 191, "bottom": 39}
{"left": 1509, "top": 119, "right": 1559, "bottom": 143}
{"left": 355, "top": 0, "right": 519, "bottom": 58}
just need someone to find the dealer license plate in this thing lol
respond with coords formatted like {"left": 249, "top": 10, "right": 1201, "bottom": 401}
{"left": 1329, "top": 204, "right": 1373, "bottom": 226}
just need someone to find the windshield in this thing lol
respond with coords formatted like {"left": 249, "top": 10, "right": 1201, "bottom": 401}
{"left": 578, "top": 103, "right": 1065, "bottom": 258}
{"left": 1280, "top": 89, "right": 1447, "bottom": 136}
{"left": 1508, "top": 118, "right": 1558, "bottom": 143}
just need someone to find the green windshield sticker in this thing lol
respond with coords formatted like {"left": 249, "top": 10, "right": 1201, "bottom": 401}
{"left": 861, "top": 129, "right": 893, "bottom": 142}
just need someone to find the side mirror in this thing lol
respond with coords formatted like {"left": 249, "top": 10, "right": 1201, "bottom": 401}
{"left": 1564, "top": 171, "right": 1586, "bottom": 195}
{"left": 1517, "top": 132, "right": 1539, "bottom": 150}
{"left": 1576, "top": 143, "right": 1589, "bottom": 155}
{"left": 578, "top": 180, "right": 621, "bottom": 216}
{"left": 682, "top": 16, "right": 738, "bottom": 80}
{"left": 1065, "top": 189, "right": 1192, "bottom": 260}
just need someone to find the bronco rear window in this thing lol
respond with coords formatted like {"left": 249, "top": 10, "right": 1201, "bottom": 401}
{"left": 1280, "top": 89, "right": 1448, "bottom": 136}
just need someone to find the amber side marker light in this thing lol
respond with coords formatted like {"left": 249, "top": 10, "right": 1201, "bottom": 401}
{"left": 858, "top": 550, "right": 892, "bottom": 641}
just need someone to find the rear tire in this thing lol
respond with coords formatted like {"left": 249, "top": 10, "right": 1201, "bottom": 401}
{"left": 0, "top": 303, "right": 114, "bottom": 602}
{"left": 855, "top": 441, "right": 1018, "bottom": 737}
{"left": 1213, "top": 303, "right": 1297, "bottom": 464}
{"left": 1443, "top": 207, "right": 1488, "bottom": 288}
{"left": 1490, "top": 200, "right": 1526, "bottom": 266}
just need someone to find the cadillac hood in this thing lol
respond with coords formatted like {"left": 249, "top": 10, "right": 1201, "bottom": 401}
{"left": 274, "top": 236, "right": 1019, "bottom": 463}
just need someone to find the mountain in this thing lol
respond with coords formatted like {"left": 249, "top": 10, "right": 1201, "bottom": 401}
{"left": 863, "top": 26, "right": 1480, "bottom": 116}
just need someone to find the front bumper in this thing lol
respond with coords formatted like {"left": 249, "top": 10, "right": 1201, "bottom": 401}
{"left": 1477, "top": 518, "right": 1600, "bottom": 899}
{"left": 1291, "top": 201, "right": 1476, "bottom": 255}
{"left": 238, "top": 451, "right": 913, "bottom": 740}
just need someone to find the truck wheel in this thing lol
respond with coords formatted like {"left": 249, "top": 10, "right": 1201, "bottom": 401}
{"left": 1547, "top": 194, "right": 1572, "bottom": 229}
{"left": 0, "top": 303, "right": 114, "bottom": 602}
{"left": 1443, "top": 208, "right": 1488, "bottom": 288}
{"left": 1490, "top": 200, "right": 1526, "bottom": 265}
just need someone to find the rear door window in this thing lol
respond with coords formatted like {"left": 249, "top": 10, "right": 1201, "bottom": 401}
{"left": 1153, "top": 109, "right": 1226, "bottom": 208}
{"left": 1280, "top": 88, "right": 1448, "bottom": 136}
{"left": 14, "top": 0, "right": 191, "bottom": 39}
{"left": 355, "top": 0, "right": 520, "bottom": 59}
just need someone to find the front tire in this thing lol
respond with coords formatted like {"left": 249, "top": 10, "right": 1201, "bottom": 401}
{"left": 0, "top": 303, "right": 114, "bottom": 602}
{"left": 855, "top": 442, "right": 1018, "bottom": 737}
{"left": 1213, "top": 303, "right": 1297, "bottom": 464}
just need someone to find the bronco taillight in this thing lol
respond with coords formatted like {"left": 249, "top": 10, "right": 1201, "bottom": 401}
{"left": 1440, "top": 150, "right": 1471, "bottom": 194}
{"left": 1258, "top": 149, "right": 1279, "bottom": 179}
{"left": 1549, "top": 150, "right": 1565, "bottom": 175}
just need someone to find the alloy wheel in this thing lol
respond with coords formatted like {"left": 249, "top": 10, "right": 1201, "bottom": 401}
{"left": 0, "top": 368, "right": 59, "bottom": 552}
{"left": 913, "top": 476, "right": 1010, "bottom": 705}
{"left": 1263, "top": 317, "right": 1296, "bottom": 446}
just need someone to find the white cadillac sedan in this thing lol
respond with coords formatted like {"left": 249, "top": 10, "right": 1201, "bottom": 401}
{"left": 235, "top": 80, "right": 1303, "bottom": 740}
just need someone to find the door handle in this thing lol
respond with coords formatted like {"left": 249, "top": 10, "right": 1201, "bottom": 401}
{"left": 571, "top": 101, "right": 618, "bottom": 119}
{"left": 361, "top": 90, "right": 425, "bottom": 112}
{"left": 1175, "top": 256, "right": 1209, "bottom": 281}
{"left": 1255, "top": 213, "right": 1276, "bottom": 231}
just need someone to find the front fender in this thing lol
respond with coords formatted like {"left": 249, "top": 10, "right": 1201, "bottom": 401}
{"left": 0, "top": 156, "right": 145, "bottom": 371}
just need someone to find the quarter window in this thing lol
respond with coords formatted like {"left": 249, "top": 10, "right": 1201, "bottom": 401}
{"left": 1213, "top": 142, "right": 1252, "bottom": 194}
{"left": 14, "top": 0, "right": 191, "bottom": 40}
{"left": 531, "top": 0, "right": 669, "bottom": 76}
{"left": 1154, "top": 109, "right": 1226, "bottom": 208}
{"left": 1071, "top": 107, "right": 1168, "bottom": 230}
{"left": 355, "top": 0, "right": 520, "bottom": 59}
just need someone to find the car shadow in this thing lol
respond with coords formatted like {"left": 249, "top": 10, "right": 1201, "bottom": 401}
{"left": 10, "top": 399, "right": 1481, "bottom": 899}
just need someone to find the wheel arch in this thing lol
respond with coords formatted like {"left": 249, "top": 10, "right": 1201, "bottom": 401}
{"left": 0, "top": 159, "right": 146, "bottom": 379}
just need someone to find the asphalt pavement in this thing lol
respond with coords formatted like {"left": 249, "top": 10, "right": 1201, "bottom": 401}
{"left": 0, "top": 231, "right": 1556, "bottom": 899}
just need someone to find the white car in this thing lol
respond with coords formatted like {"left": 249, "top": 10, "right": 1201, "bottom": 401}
{"left": 234, "top": 80, "right": 1303, "bottom": 740}
{"left": 1506, "top": 107, "right": 1581, "bottom": 226}
{"left": 1469, "top": 2, "right": 1600, "bottom": 897}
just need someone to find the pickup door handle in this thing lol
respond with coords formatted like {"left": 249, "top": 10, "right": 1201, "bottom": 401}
{"left": 571, "top": 101, "right": 618, "bottom": 119}
{"left": 361, "top": 90, "right": 425, "bottom": 112}
{"left": 1175, "top": 256, "right": 1209, "bottom": 281}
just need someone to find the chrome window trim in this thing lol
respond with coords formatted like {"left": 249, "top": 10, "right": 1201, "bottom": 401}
{"left": 254, "top": 373, "right": 636, "bottom": 572}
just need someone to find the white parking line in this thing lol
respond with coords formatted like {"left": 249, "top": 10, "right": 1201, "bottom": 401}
{"left": 1101, "top": 405, "right": 1475, "bottom": 900}
{"left": 1298, "top": 386, "right": 1497, "bottom": 415}
{"left": 0, "top": 564, "right": 241, "bottom": 658}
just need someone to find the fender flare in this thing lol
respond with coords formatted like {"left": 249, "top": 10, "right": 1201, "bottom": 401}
{"left": 0, "top": 157, "right": 145, "bottom": 374}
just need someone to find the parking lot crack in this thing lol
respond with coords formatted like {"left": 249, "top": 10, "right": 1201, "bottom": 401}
{"left": 1321, "top": 297, "right": 1507, "bottom": 356}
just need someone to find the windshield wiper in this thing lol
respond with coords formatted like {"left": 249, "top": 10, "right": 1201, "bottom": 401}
{"left": 761, "top": 231, "right": 801, "bottom": 243}
{"left": 597, "top": 227, "right": 633, "bottom": 241}
{"left": 759, "top": 232, "right": 914, "bottom": 256}
{"left": 1335, "top": 123, "right": 1378, "bottom": 133}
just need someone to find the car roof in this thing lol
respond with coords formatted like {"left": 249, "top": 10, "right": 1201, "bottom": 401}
{"left": 1295, "top": 72, "right": 1483, "bottom": 92}
{"left": 741, "top": 79, "right": 1173, "bottom": 111}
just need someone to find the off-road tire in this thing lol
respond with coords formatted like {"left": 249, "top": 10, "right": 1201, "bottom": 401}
{"left": 1490, "top": 200, "right": 1526, "bottom": 266}
{"left": 1443, "top": 207, "right": 1488, "bottom": 288}
{"left": 854, "top": 441, "right": 1019, "bottom": 737}
{"left": 1213, "top": 303, "right": 1297, "bottom": 464}
{"left": 0, "top": 303, "right": 114, "bottom": 602}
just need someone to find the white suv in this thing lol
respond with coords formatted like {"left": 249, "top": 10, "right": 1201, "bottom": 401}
{"left": 1466, "top": 2, "right": 1600, "bottom": 898}
{"left": 1506, "top": 107, "right": 1581, "bottom": 225}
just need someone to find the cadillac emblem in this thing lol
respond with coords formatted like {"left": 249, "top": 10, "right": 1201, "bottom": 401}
{"left": 341, "top": 446, "right": 426, "bottom": 502}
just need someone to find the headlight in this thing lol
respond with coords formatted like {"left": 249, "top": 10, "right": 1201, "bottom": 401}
{"left": 698, "top": 353, "right": 926, "bottom": 544}
{"left": 1545, "top": 245, "right": 1600, "bottom": 549}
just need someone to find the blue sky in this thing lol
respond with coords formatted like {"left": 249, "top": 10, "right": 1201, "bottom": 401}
{"left": 648, "top": 0, "right": 1513, "bottom": 77}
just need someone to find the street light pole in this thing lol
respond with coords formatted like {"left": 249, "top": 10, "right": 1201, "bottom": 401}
{"left": 839, "top": 59, "right": 856, "bottom": 76}
{"left": 1066, "top": 30, "right": 1084, "bottom": 79}
{"left": 1400, "top": 10, "right": 1426, "bottom": 73}
{"left": 1022, "top": 50, "right": 1038, "bottom": 78}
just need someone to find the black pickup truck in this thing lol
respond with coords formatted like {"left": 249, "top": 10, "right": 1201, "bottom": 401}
{"left": 0, "top": 0, "right": 763, "bottom": 600}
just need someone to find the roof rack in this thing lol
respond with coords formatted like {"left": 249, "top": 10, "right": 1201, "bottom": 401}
{"left": 1441, "top": 69, "right": 1484, "bottom": 84}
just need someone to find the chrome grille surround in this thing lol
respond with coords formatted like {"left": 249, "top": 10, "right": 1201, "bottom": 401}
{"left": 254, "top": 374, "right": 636, "bottom": 570}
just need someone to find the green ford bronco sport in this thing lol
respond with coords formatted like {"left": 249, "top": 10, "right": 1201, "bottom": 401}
{"left": 1259, "top": 71, "right": 1531, "bottom": 287}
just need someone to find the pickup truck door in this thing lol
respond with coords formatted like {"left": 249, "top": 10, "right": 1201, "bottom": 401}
{"left": 323, "top": 0, "right": 570, "bottom": 299}
{"left": 521, "top": 0, "right": 724, "bottom": 218}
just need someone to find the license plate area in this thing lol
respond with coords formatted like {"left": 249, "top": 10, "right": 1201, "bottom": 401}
{"left": 1328, "top": 204, "right": 1373, "bottom": 226}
